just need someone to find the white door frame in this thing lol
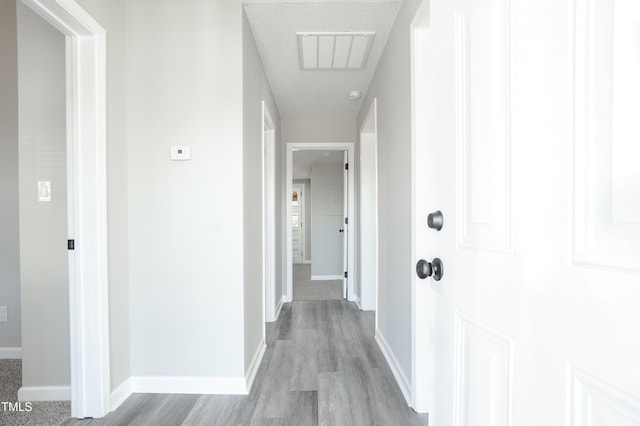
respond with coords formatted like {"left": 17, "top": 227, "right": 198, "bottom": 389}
{"left": 285, "top": 142, "right": 355, "bottom": 302}
{"left": 358, "top": 98, "right": 379, "bottom": 314}
{"left": 410, "top": 1, "right": 432, "bottom": 414}
{"left": 262, "top": 101, "right": 277, "bottom": 324}
{"left": 19, "top": 0, "right": 110, "bottom": 418}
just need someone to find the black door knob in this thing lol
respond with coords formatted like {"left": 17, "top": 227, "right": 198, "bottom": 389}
{"left": 427, "top": 210, "right": 444, "bottom": 231}
{"left": 416, "top": 258, "right": 444, "bottom": 281}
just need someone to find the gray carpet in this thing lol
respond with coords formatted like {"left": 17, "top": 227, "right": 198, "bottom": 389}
{"left": 0, "top": 359, "right": 70, "bottom": 426}
{"left": 292, "top": 264, "right": 343, "bottom": 300}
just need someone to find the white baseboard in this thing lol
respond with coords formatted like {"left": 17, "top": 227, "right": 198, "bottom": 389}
{"left": 18, "top": 386, "right": 71, "bottom": 401}
{"left": 274, "top": 296, "right": 285, "bottom": 320}
{"left": 355, "top": 296, "right": 362, "bottom": 310}
{"left": 303, "top": 260, "right": 312, "bottom": 264}
{"left": 0, "top": 347, "right": 22, "bottom": 359}
{"left": 311, "top": 275, "right": 343, "bottom": 281}
{"left": 375, "top": 328, "right": 412, "bottom": 406}
{"left": 131, "top": 375, "right": 247, "bottom": 395}
{"left": 110, "top": 377, "right": 132, "bottom": 412}
{"left": 245, "top": 339, "right": 266, "bottom": 393}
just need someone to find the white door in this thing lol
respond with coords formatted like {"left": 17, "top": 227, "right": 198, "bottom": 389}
{"left": 343, "top": 151, "right": 349, "bottom": 298}
{"left": 414, "top": 0, "right": 640, "bottom": 424}
{"left": 291, "top": 184, "right": 303, "bottom": 264}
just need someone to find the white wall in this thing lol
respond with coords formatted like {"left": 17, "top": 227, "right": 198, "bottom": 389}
{"left": 282, "top": 118, "right": 356, "bottom": 143}
{"left": 310, "top": 163, "right": 344, "bottom": 278}
{"left": 243, "top": 10, "right": 281, "bottom": 372}
{"left": 293, "top": 179, "right": 311, "bottom": 262}
{"left": 74, "top": 0, "right": 131, "bottom": 392}
{"left": 0, "top": 0, "right": 21, "bottom": 354}
{"left": 127, "top": 0, "right": 246, "bottom": 380}
{"left": 356, "top": 0, "right": 422, "bottom": 387}
{"left": 17, "top": 2, "right": 69, "bottom": 388}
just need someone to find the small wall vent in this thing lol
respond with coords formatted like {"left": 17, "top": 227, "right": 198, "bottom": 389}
{"left": 296, "top": 31, "right": 375, "bottom": 71}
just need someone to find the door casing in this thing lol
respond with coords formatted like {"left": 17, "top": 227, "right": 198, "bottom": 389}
{"left": 262, "top": 101, "right": 277, "bottom": 325}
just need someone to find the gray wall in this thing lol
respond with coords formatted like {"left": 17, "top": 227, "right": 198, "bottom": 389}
{"left": 75, "top": 0, "right": 131, "bottom": 392}
{"left": 126, "top": 0, "right": 246, "bottom": 378}
{"left": 310, "top": 163, "right": 344, "bottom": 277}
{"left": 356, "top": 0, "right": 422, "bottom": 387}
{"left": 17, "top": 2, "right": 70, "bottom": 387}
{"left": 0, "top": 0, "right": 21, "bottom": 352}
{"left": 243, "top": 10, "right": 281, "bottom": 370}
{"left": 282, "top": 118, "right": 356, "bottom": 143}
{"left": 293, "top": 179, "right": 311, "bottom": 262}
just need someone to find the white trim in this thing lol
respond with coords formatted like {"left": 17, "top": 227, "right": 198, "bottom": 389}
{"left": 273, "top": 295, "right": 285, "bottom": 321}
{"left": 131, "top": 376, "right": 248, "bottom": 395}
{"left": 286, "top": 142, "right": 356, "bottom": 303}
{"left": 311, "top": 275, "right": 344, "bottom": 281}
{"left": 110, "top": 378, "right": 132, "bottom": 412}
{"left": 354, "top": 296, "right": 362, "bottom": 311}
{"left": 303, "top": 260, "right": 312, "bottom": 264}
{"left": 18, "top": 0, "right": 110, "bottom": 419}
{"left": 245, "top": 338, "right": 266, "bottom": 393}
{"left": 358, "top": 98, "right": 379, "bottom": 312}
{"left": 262, "top": 101, "right": 277, "bottom": 327}
{"left": 18, "top": 386, "right": 71, "bottom": 401}
{"left": 0, "top": 347, "right": 22, "bottom": 359}
{"left": 375, "top": 328, "right": 412, "bottom": 406}
{"left": 410, "top": 1, "right": 434, "bottom": 414}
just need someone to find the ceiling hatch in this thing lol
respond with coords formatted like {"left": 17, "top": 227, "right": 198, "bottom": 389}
{"left": 296, "top": 31, "right": 376, "bottom": 71}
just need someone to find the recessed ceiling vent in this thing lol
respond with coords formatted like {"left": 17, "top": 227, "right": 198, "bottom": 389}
{"left": 297, "top": 31, "right": 375, "bottom": 71}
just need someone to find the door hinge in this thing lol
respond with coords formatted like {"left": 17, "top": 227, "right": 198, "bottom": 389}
{"left": 344, "top": 271, "right": 348, "bottom": 279}
{"left": 345, "top": 217, "right": 348, "bottom": 225}
{"left": 345, "top": 163, "right": 349, "bottom": 170}
{"left": 67, "top": 239, "right": 75, "bottom": 250}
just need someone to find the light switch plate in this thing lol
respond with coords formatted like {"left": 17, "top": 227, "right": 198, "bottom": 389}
{"left": 170, "top": 146, "right": 191, "bottom": 161}
{"left": 38, "top": 181, "right": 51, "bottom": 202}
{"left": 0, "top": 306, "right": 7, "bottom": 323}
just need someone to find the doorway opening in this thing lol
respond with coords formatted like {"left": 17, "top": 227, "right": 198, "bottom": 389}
{"left": 285, "top": 143, "right": 356, "bottom": 303}
{"left": 16, "top": 0, "right": 110, "bottom": 419}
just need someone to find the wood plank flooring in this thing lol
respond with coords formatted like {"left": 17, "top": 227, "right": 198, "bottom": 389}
{"left": 63, "top": 301, "right": 428, "bottom": 425}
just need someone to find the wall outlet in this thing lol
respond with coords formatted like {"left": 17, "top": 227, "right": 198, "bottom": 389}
{"left": 0, "top": 306, "right": 7, "bottom": 323}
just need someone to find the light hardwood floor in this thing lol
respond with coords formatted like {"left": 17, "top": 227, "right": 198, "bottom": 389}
{"left": 64, "top": 301, "right": 428, "bottom": 425}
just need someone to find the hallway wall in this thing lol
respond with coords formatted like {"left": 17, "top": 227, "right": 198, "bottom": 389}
{"left": 126, "top": 0, "right": 246, "bottom": 381}
{"left": 0, "top": 0, "right": 22, "bottom": 355}
{"left": 357, "top": 0, "right": 423, "bottom": 401}
{"left": 282, "top": 118, "right": 356, "bottom": 143}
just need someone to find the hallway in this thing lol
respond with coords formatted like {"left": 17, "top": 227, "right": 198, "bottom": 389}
{"left": 63, "top": 301, "right": 427, "bottom": 425}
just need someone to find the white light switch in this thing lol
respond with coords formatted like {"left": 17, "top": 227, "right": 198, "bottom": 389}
{"left": 170, "top": 146, "right": 191, "bottom": 161}
{"left": 38, "top": 181, "right": 51, "bottom": 202}
{"left": 0, "top": 306, "right": 7, "bottom": 323}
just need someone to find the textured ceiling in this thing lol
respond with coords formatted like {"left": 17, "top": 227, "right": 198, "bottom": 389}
{"left": 244, "top": 1, "right": 401, "bottom": 120}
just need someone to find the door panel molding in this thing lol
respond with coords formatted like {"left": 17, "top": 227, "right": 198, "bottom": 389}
{"left": 454, "top": 0, "right": 514, "bottom": 254}
{"left": 453, "top": 311, "right": 514, "bottom": 426}
{"left": 567, "top": 366, "right": 640, "bottom": 425}
{"left": 571, "top": 0, "right": 640, "bottom": 271}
